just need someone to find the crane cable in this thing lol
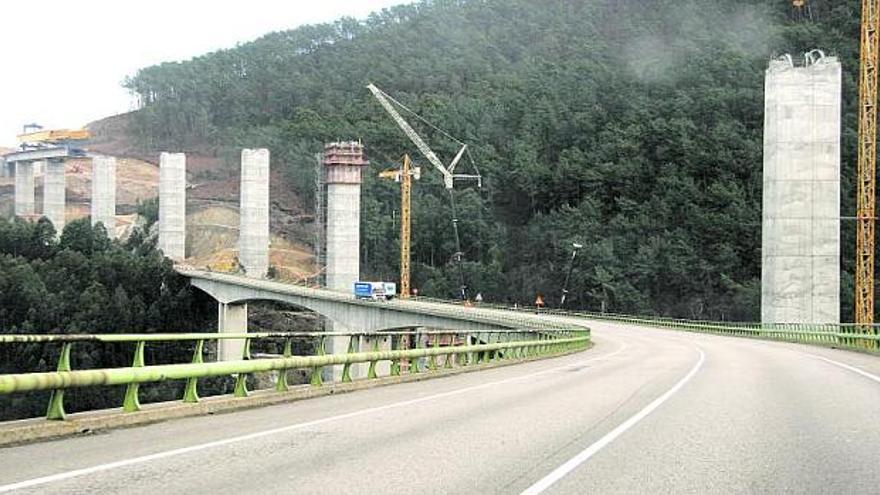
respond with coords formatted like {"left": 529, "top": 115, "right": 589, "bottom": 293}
{"left": 376, "top": 87, "right": 484, "bottom": 301}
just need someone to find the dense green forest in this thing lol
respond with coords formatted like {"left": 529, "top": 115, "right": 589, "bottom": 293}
{"left": 0, "top": 218, "right": 216, "bottom": 419}
{"left": 124, "top": 0, "right": 863, "bottom": 320}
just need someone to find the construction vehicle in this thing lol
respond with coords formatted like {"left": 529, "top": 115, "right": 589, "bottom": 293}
{"left": 367, "top": 83, "right": 481, "bottom": 301}
{"left": 354, "top": 281, "right": 397, "bottom": 301}
{"left": 17, "top": 123, "right": 90, "bottom": 149}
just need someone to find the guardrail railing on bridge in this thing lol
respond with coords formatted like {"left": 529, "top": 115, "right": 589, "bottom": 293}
{"left": 413, "top": 297, "right": 880, "bottom": 353}
{"left": 0, "top": 329, "right": 589, "bottom": 421}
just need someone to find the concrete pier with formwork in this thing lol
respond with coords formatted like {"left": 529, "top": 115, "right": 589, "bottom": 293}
{"left": 762, "top": 51, "right": 840, "bottom": 324}
{"left": 91, "top": 155, "right": 117, "bottom": 235}
{"left": 238, "top": 148, "right": 270, "bottom": 278}
{"left": 43, "top": 160, "right": 66, "bottom": 234}
{"left": 323, "top": 141, "right": 372, "bottom": 380}
{"left": 158, "top": 152, "right": 186, "bottom": 260}
{"left": 14, "top": 162, "right": 35, "bottom": 217}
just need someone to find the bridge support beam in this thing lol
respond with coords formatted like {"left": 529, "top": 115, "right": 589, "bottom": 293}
{"left": 91, "top": 156, "right": 117, "bottom": 236}
{"left": 159, "top": 152, "right": 186, "bottom": 260}
{"left": 14, "top": 161, "right": 35, "bottom": 217}
{"left": 43, "top": 159, "right": 66, "bottom": 235}
{"left": 218, "top": 302, "right": 248, "bottom": 361}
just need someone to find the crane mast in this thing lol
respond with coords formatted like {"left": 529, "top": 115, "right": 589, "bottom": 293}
{"left": 856, "top": 0, "right": 880, "bottom": 330}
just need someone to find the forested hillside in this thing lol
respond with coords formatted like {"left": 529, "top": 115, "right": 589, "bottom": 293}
{"left": 123, "top": 0, "right": 862, "bottom": 320}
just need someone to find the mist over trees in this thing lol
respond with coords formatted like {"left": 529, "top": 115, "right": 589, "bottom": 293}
{"left": 123, "top": 0, "right": 862, "bottom": 320}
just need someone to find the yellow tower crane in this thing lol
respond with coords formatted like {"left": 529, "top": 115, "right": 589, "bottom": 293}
{"left": 379, "top": 154, "right": 420, "bottom": 298}
{"left": 856, "top": 0, "right": 880, "bottom": 332}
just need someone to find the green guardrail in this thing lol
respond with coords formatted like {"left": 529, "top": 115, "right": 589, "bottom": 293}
{"left": 413, "top": 297, "right": 880, "bottom": 353}
{"left": 0, "top": 329, "right": 590, "bottom": 421}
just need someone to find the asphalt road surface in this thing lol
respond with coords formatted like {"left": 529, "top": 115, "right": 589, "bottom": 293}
{"left": 1, "top": 320, "right": 879, "bottom": 494}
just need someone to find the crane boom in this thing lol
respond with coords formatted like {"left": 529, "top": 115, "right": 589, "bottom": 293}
{"left": 367, "top": 83, "right": 476, "bottom": 189}
{"left": 367, "top": 83, "right": 479, "bottom": 301}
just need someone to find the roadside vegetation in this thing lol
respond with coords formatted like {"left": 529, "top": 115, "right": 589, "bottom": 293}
{"left": 0, "top": 217, "right": 216, "bottom": 420}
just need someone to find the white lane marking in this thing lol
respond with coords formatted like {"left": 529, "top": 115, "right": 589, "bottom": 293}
{"left": 520, "top": 347, "right": 706, "bottom": 495}
{"left": 0, "top": 340, "right": 628, "bottom": 493}
{"left": 807, "top": 354, "right": 880, "bottom": 384}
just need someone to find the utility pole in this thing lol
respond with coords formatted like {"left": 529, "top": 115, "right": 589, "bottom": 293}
{"left": 559, "top": 243, "right": 583, "bottom": 309}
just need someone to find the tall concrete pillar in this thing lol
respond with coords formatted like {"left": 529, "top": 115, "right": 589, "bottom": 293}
{"left": 323, "top": 142, "right": 370, "bottom": 380}
{"left": 158, "top": 152, "right": 186, "bottom": 260}
{"left": 43, "top": 160, "right": 66, "bottom": 234}
{"left": 91, "top": 155, "right": 117, "bottom": 235}
{"left": 239, "top": 149, "right": 269, "bottom": 278}
{"left": 218, "top": 302, "right": 248, "bottom": 361}
{"left": 14, "top": 161, "right": 35, "bottom": 217}
{"left": 762, "top": 51, "right": 841, "bottom": 324}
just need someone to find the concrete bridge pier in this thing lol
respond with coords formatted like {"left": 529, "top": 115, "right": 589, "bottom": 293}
{"left": 91, "top": 156, "right": 117, "bottom": 236}
{"left": 14, "top": 161, "right": 35, "bottom": 217}
{"left": 239, "top": 149, "right": 269, "bottom": 278}
{"left": 43, "top": 159, "right": 66, "bottom": 234}
{"left": 158, "top": 152, "right": 186, "bottom": 260}
{"left": 218, "top": 302, "right": 248, "bottom": 361}
{"left": 322, "top": 142, "right": 369, "bottom": 381}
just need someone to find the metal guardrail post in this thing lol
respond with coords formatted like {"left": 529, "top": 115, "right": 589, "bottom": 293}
{"left": 429, "top": 337, "right": 439, "bottom": 371}
{"left": 390, "top": 336, "right": 402, "bottom": 377}
{"left": 233, "top": 337, "right": 252, "bottom": 397}
{"left": 342, "top": 335, "right": 357, "bottom": 383}
{"left": 368, "top": 338, "right": 380, "bottom": 379}
{"left": 311, "top": 336, "right": 325, "bottom": 387}
{"left": 276, "top": 338, "right": 292, "bottom": 392}
{"left": 46, "top": 343, "right": 72, "bottom": 420}
{"left": 410, "top": 333, "right": 422, "bottom": 374}
{"left": 123, "top": 341, "right": 146, "bottom": 412}
{"left": 183, "top": 340, "right": 204, "bottom": 403}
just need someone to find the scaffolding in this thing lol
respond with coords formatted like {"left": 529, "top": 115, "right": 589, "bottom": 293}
{"left": 313, "top": 152, "right": 327, "bottom": 286}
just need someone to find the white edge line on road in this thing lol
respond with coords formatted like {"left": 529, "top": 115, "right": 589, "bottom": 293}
{"left": 0, "top": 339, "right": 628, "bottom": 493}
{"left": 807, "top": 354, "right": 880, "bottom": 384}
{"left": 520, "top": 347, "right": 706, "bottom": 495}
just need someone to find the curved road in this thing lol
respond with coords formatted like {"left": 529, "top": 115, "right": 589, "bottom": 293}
{"left": 1, "top": 320, "right": 879, "bottom": 493}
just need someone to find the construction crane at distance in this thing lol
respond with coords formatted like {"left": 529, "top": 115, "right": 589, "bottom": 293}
{"left": 379, "top": 154, "right": 420, "bottom": 298}
{"left": 367, "top": 83, "right": 482, "bottom": 301}
{"left": 855, "top": 0, "right": 879, "bottom": 335}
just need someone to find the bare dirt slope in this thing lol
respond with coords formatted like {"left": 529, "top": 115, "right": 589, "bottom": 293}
{"left": 1, "top": 113, "right": 317, "bottom": 280}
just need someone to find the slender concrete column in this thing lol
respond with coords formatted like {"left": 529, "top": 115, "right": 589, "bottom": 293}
{"left": 322, "top": 142, "right": 369, "bottom": 380}
{"left": 43, "top": 160, "right": 66, "bottom": 234}
{"left": 762, "top": 52, "right": 840, "bottom": 324}
{"left": 14, "top": 162, "right": 35, "bottom": 217}
{"left": 158, "top": 152, "right": 186, "bottom": 260}
{"left": 91, "top": 155, "right": 117, "bottom": 235}
{"left": 239, "top": 149, "right": 269, "bottom": 278}
{"left": 218, "top": 302, "right": 248, "bottom": 361}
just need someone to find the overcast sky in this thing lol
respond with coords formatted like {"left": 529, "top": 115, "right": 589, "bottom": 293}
{"left": 0, "top": 0, "right": 403, "bottom": 147}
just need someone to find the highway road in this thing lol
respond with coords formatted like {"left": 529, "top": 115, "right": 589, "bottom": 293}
{"left": 1, "top": 320, "right": 879, "bottom": 494}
